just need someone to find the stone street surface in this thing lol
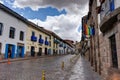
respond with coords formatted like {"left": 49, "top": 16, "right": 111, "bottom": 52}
{"left": 66, "top": 57, "right": 103, "bottom": 80}
{"left": 0, "top": 55, "right": 103, "bottom": 80}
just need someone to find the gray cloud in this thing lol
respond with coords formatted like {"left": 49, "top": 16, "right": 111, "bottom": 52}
{"left": 12, "top": 0, "right": 88, "bottom": 41}
{"left": 13, "top": 0, "right": 88, "bottom": 11}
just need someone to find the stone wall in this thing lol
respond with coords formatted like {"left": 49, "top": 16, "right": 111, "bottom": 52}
{"left": 99, "top": 21, "right": 120, "bottom": 79}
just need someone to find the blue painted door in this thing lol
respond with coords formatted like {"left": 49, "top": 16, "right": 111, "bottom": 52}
{"left": 5, "top": 44, "right": 8, "bottom": 59}
{"left": 21, "top": 46, "right": 24, "bottom": 58}
{"left": 11, "top": 45, "right": 15, "bottom": 59}
{"left": 17, "top": 46, "right": 24, "bottom": 58}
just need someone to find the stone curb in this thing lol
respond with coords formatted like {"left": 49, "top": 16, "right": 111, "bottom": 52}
{"left": 0, "top": 54, "right": 68, "bottom": 64}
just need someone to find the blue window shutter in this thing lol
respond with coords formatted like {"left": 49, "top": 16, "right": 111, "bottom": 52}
{"left": 92, "top": 27, "right": 95, "bottom": 35}
{"left": 21, "top": 46, "right": 25, "bottom": 58}
{"left": 11, "top": 45, "right": 15, "bottom": 59}
{"left": 110, "top": 0, "right": 115, "bottom": 11}
{"left": 5, "top": 44, "right": 8, "bottom": 59}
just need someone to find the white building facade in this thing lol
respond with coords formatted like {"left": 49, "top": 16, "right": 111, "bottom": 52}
{"left": 0, "top": 4, "right": 27, "bottom": 59}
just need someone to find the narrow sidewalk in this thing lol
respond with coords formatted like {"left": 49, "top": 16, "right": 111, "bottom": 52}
{"left": 66, "top": 57, "right": 103, "bottom": 80}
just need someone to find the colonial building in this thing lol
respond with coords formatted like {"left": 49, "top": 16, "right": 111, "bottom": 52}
{"left": 26, "top": 23, "right": 50, "bottom": 57}
{"left": 61, "top": 40, "right": 73, "bottom": 55}
{"left": 64, "top": 40, "right": 75, "bottom": 54}
{"left": 88, "top": 0, "right": 101, "bottom": 74}
{"left": 81, "top": 15, "right": 91, "bottom": 58}
{"left": 39, "top": 29, "right": 53, "bottom": 55}
{"left": 98, "top": 0, "right": 120, "bottom": 79}
{"left": 81, "top": 0, "right": 120, "bottom": 79}
{"left": 81, "top": 0, "right": 101, "bottom": 75}
{"left": 0, "top": 3, "right": 28, "bottom": 59}
{"left": 0, "top": 3, "right": 75, "bottom": 60}
{"left": 52, "top": 32, "right": 63, "bottom": 55}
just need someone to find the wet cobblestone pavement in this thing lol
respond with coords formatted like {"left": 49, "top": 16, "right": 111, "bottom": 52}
{"left": 0, "top": 55, "right": 103, "bottom": 80}
{"left": 66, "top": 57, "right": 103, "bottom": 80}
{"left": 0, "top": 55, "right": 76, "bottom": 80}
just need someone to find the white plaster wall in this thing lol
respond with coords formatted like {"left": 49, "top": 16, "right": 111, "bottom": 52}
{"left": 0, "top": 9, "right": 27, "bottom": 54}
{"left": 97, "top": 0, "right": 102, "bottom": 35}
{"left": 114, "top": 0, "right": 120, "bottom": 9}
{"left": 100, "top": 0, "right": 120, "bottom": 21}
{"left": 97, "top": 0, "right": 100, "bottom": 6}
{"left": 65, "top": 45, "right": 68, "bottom": 53}
{"left": 100, "top": 0, "right": 110, "bottom": 21}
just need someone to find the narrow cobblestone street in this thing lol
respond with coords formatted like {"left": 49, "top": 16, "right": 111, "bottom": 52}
{"left": 0, "top": 55, "right": 75, "bottom": 80}
{"left": 66, "top": 57, "right": 103, "bottom": 80}
{"left": 0, "top": 55, "right": 103, "bottom": 80}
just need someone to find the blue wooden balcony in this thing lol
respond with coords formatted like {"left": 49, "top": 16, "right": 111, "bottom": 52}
{"left": 45, "top": 40, "right": 49, "bottom": 45}
{"left": 39, "top": 38, "right": 44, "bottom": 44}
{"left": 31, "top": 36, "right": 37, "bottom": 42}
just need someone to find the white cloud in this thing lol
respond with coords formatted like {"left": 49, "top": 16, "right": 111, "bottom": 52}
{"left": 0, "top": 0, "right": 3, "bottom": 4}
{"left": 12, "top": 0, "right": 88, "bottom": 41}
{"left": 29, "top": 12, "right": 86, "bottom": 41}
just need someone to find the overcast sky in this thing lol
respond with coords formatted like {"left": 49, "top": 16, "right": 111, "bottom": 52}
{"left": 0, "top": 0, "right": 88, "bottom": 42}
